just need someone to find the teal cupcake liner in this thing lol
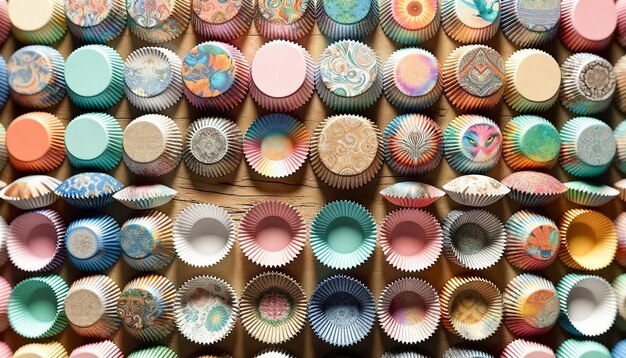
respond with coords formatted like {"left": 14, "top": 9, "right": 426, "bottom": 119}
{"left": 564, "top": 181, "right": 619, "bottom": 207}
{"left": 65, "top": 215, "right": 121, "bottom": 272}
{"left": 65, "top": 0, "right": 126, "bottom": 43}
{"left": 310, "top": 200, "right": 377, "bottom": 270}
{"left": 54, "top": 172, "right": 123, "bottom": 210}
{"left": 615, "top": 120, "right": 626, "bottom": 174}
{"left": 556, "top": 339, "right": 611, "bottom": 358}
{"left": 380, "top": 0, "right": 440, "bottom": 45}
{"left": 8, "top": 275, "right": 68, "bottom": 338}
{"left": 502, "top": 115, "right": 560, "bottom": 171}
{"left": 316, "top": 0, "right": 379, "bottom": 40}
{"left": 65, "top": 113, "right": 123, "bottom": 171}
{"left": 128, "top": 346, "right": 178, "bottom": 358}
{"left": 559, "top": 117, "right": 616, "bottom": 178}
{"left": 505, "top": 210, "right": 560, "bottom": 271}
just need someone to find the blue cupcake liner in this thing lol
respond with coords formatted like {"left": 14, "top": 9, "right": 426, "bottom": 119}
{"left": 557, "top": 339, "right": 611, "bottom": 358}
{"left": 65, "top": 215, "right": 121, "bottom": 272}
{"left": 0, "top": 56, "right": 9, "bottom": 108}
{"left": 118, "top": 211, "right": 175, "bottom": 271}
{"left": 54, "top": 172, "right": 123, "bottom": 210}
{"left": 612, "top": 340, "right": 626, "bottom": 357}
{"left": 316, "top": 0, "right": 379, "bottom": 40}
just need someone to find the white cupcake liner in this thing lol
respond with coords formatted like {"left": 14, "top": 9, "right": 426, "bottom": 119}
{"left": 0, "top": 175, "right": 60, "bottom": 210}
{"left": 442, "top": 175, "right": 510, "bottom": 207}
{"left": 113, "top": 184, "right": 177, "bottom": 210}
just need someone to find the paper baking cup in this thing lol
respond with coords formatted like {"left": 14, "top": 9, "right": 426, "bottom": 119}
{"left": 244, "top": 114, "right": 309, "bottom": 178}
{"left": 184, "top": 118, "right": 242, "bottom": 178}
{"left": 559, "top": 117, "right": 616, "bottom": 178}
{"left": 380, "top": 0, "right": 440, "bottom": 45}
{"left": 174, "top": 203, "right": 235, "bottom": 267}
{"left": 439, "top": 276, "right": 503, "bottom": 341}
{"left": 441, "top": 0, "right": 500, "bottom": 43}
{"left": 254, "top": 348, "right": 294, "bottom": 358}
{"left": 182, "top": 42, "right": 250, "bottom": 112}
{"left": 194, "top": 349, "right": 233, "bottom": 358}
{"left": 613, "top": 340, "right": 626, "bottom": 358}
{"left": 615, "top": 213, "right": 626, "bottom": 266}
{"left": 7, "top": 112, "right": 66, "bottom": 173}
{"left": 128, "top": 346, "right": 177, "bottom": 358}
{"left": 377, "top": 278, "right": 440, "bottom": 343}
{"left": 113, "top": 184, "right": 177, "bottom": 210}
{"left": 118, "top": 274, "right": 176, "bottom": 341}
{"left": 380, "top": 208, "right": 442, "bottom": 272}
{"left": 54, "top": 172, "right": 123, "bottom": 210}
{"left": 560, "top": 54, "right": 615, "bottom": 116}
{"left": 442, "top": 209, "right": 505, "bottom": 270}
{"left": 255, "top": 0, "right": 315, "bottom": 40}
{"left": 556, "top": 274, "right": 616, "bottom": 336}
{"left": 316, "top": 0, "right": 377, "bottom": 40}
{"left": 65, "top": 215, "right": 120, "bottom": 272}
{"left": 503, "top": 274, "right": 559, "bottom": 337}
{"left": 613, "top": 274, "right": 626, "bottom": 321}
{"left": 564, "top": 181, "right": 618, "bottom": 207}
{"left": 382, "top": 351, "right": 428, "bottom": 358}
{"left": 126, "top": 0, "right": 190, "bottom": 43}
{"left": 119, "top": 211, "right": 175, "bottom": 271}
{"left": 384, "top": 113, "right": 442, "bottom": 175}
{"left": 70, "top": 341, "right": 123, "bottom": 358}
{"left": 65, "top": 275, "right": 121, "bottom": 338}
{"left": 239, "top": 201, "right": 306, "bottom": 267}
{"left": 504, "top": 50, "right": 560, "bottom": 113}
{"left": 380, "top": 182, "right": 445, "bottom": 208}
{"left": 13, "top": 342, "right": 67, "bottom": 358}
{"left": 175, "top": 275, "right": 238, "bottom": 344}
{"left": 310, "top": 200, "right": 376, "bottom": 270}
{"left": 8, "top": 0, "right": 67, "bottom": 44}
{"left": 442, "top": 348, "right": 493, "bottom": 358}
{"left": 0, "top": 342, "right": 10, "bottom": 358}
{"left": 0, "top": 216, "right": 6, "bottom": 267}
{"left": 65, "top": 112, "right": 123, "bottom": 171}
{"left": 65, "top": 0, "right": 126, "bottom": 43}
{"left": 500, "top": 0, "right": 559, "bottom": 47}
{"left": 501, "top": 171, "right": 567, "bottom": 207}
{"left": 616, "top": 179, "right": 626, "bottom": 202}
{"left": 8, "top": 275, "right": 68, "bottom": 338}
{"left": 7, "top": 209, "right": 66, "bottom": 272}
{"left": 558, "top": 209, "right": 617, "bottom": 271}
{"left": 0, "top": 123, "right": 6, "bottom": 172}
{"left": 557, "top": 339, "right": 611, "bottom": 358}
{"left": 615, "top": 56, "right": 626, "bottom": 114}
{"left": 0, "top": 0, "right": 8, "bottom": 45}
{"left": 502, "top": 339, "right": 555, "bottom": 358}
{"left": 560, "top": 0, "right": 616, "bottom": 52}
{"left": 240, "top": 272, "right": 306, "bottom": 343}
{"left": 502, "top": 115, "right": 560, "bottom": 170}
{"left": 442, "top": 175, "right": 509, "bottom": 207}
{"left": 124, "top": 47, "right": 183, "bottom": 112}
{"left": 308, "top": 275, "right": 375, "bottom": 346}
{"left": 615, "top": 120, "right": 626, "bottom": 174}
{"left": 0, "top": 276, "right": 9, "bottom": 332}
{"left": 0, "top": 175, "right": 60, "bottom": 210}
{"left": 191, "top": 0, "right": 254, "bottom": 41}
{"left": 505, "top": 210, "right": 559, "bottom": 271}
{"left": 443, "top": 115, "right": 502, "bottom": 174}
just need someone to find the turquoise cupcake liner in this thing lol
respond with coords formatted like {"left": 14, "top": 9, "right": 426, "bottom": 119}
{"left": 557, "top": 339, "right": 611, "bottom": 358}
{"left": 559, "top": 117, "right": 616, "bottom": 178}
{"left": 128, "top": 346, "right": 178, "bottom": 358}
{"left": 442, "top": 347, "right": 494, "bottom": 358}
{"left": 54, "top": 172, "right": 123, "bottom": 210}
{"left": 7, "top": 46, "right": 65, "bottom": 108}
{"left": 613, "top": 340, "right": 626, "bottom": 357}
{"left": 8, "top": 275, "right": 68, "bottom": 338}
{"left": 308, "top": 275, "right": 375, "bottom": 346}
{"left": 564, "top": 181, "right": 619, "bottom": 207}
{"left": 65, "top": 0, "right": 126, "bottom": 43}
{"left": 615, "top": 120, "right": 626, "bottom": 174}
{"left": 502, "top": 115, "right": 560, "bottom": 171}
{"left": 65, "top": 113, "right": 123, "bottom": 171}
{"left": 380, "top": 0, "right": 440, "bottom": 45}
{"left": 0, "top": 57, "right": 8, "bottom": 108}
{"left": 504, "top": 210, "right": 560, "bottom": 271}
{"left": 65, "top": 215, "right": 121, "bottom": 272}
{"left": 310, "top": 200, "right": 377, "bottom": 270}
{"left": 316, "top": 0, "right": 379, "bottom": 40}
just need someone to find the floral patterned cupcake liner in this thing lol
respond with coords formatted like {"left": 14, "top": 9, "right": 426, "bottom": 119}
{"left": 54, "top": 172, "right": 123, "bottom": 210}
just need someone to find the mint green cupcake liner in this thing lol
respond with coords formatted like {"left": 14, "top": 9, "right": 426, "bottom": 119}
{"left": 310, "top": 200, "right": 377, "bottom": 270}
{"left": 559, "top": 117, "right": 616, "bottom": 178}
{"left": 65, "top": 113, "right": 123, "bottom": 171}
{"left": 564, "top": 181, "right": 619, "bottom": 207}
{"left": 556, "top": 339, "right": 611, "bottom": 358}
{"left": 128, "top": 346, "right": 177, "bottom": 358}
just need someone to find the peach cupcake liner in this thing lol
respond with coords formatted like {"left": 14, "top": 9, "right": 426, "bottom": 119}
{"left": 442, "top": 209, "right": 505, "bottom": 270}
{"left": 441, "top": 0, "right": 500, "bottom": 43}
{"left": 127, "top": 0, "right": 190, "bottom": 43}
{"left": 504, "top": 50, "right": 560, "bottom": 113}
{"left": 315, "top": 0, "right": 377, "bottom": 40}
{"left": 558, "top": 209, "right": 617, "bottom": 271}
{"left": 70, "top": 341, "right": 123, "bottom": 358}
{"left": 238, "top": 201, "right": 306, "bottom": 267}
{"left": 119, "top": 211, "right": 175, "bottom": 271}
{"left": 615, "top": 213, "right": 626, "bottom": 267}
{"left": 0, "top": 276, "right": 9, "bottom": 332}
{"left": 380, "top": 208, "right": 442, "bottom": 272}
{"left": 559, "top": 54, "right": 615, "bottom": 116}
{"left": 240, "top": 272, "right": 306, "bottom": 344}
{"left": 503, "top": 274, "right": 560, "bottom": 337}
{"left": 113, "top": 184, "right": 177, "bottom": 210}
{"left": 255, "top": 0, "right": 315, "bottom": 40}
{"left": 501, "top": 171, "right": 567, "bottom": 207}
{"left": 502, "top": 115, "right": 560, "bottom": 171}
{"left": 440, "top": 276, "right": 503, "bottom": 341}
{"left": 564, "top": 181, "right": 619, "bottom": 207}
{"left": 192, "top": 0, "right": 254, "bottom": 41}
{"left": 0, "top": 175, "right": 60, "bottom": 210}
{"left": 377, "top": 278, "right": 440, "bottom": 343}
{"left": 184, "top": 117, "right": 243, "bottom": 178}
{"left": 443, "top": 115, "right": 502, "bottom": 174}
{"left": 65, "top": 275, "right": 121, "bottom": 338}
{"left": 7, "top": 209, "right": 66, "bottom": 272}
{"left": 13, "top": 342, "right": 67, "bottom": 358}
{"left": 442, "top": 175, "right": 509, "bottom": 207}
{"left": 559, "top": 0, "right": 616, "bottom": 52}
{"left": 380, "top": 182, "right": 446, "bottom": 208}
{"left": 505, "top": 210, "right": 560, "bottom": 271}
{"left": 500, "top": 0, "right": 559, "bottom": 47}
{"left": 380, "top": 0, "right": 440, "bottom": 45}
{"left": 502, "top": 339, "right": 555, "bottom": 358}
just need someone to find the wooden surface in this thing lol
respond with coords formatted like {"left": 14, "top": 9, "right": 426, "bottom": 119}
{"left": 1, "top": 16, "right": 626, "bottom": 358}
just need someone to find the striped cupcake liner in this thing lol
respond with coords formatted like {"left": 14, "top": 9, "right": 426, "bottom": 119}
{"left": 113, "top": 184, "right": 177, "bottom": 210}
{"left": 65, "top": 215, "right": 121, "bottom": 272}
{"left": 0, "top": 175, "right": 60, "bottom": 210}
{"left": 65, "top": 275, "right": 121, "bottom": 338}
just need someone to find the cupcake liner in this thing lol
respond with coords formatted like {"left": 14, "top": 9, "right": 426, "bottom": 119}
{"left": 65, "top": 275, "right": 121, "bottom": 338}
{"left": 315, "top": 41, "right": 383, "bottom": 112}
{"left": 502, "top": 339, "right": 555, "bottom": 358}
{"left": 54, "top": 172, "right": 123, "bottom": 210}
{"left": 8, "top": 0, "right": 67, "bottom": 44}
{"left": 504, "top": 50, "right": 560, "bottom": 113}
{"left": 183, "top": 117, "right": 243, "bottom": 178}
{"left": 380, "top": 0, "right": 440, "bottom": 45}
{"left": 0, "top": 0, "right": 9, "bottom": 45}
{"left": 505, "top": 210, "right": 560, "bottom": 271}
{"left": 182, "top": 41, "right": 250, "bottom": 112}
{"left": 612, "top": 274, "right": 626, "bottom": 321}
{"left": 615, "top": 120, "right": 626, "bottom": 173}
{"left": 124, "top": 47, "right": 184, "bottom": 112}
{"left": 65, "top": 0, "right": 126, "bottom": 43}
{"left": 192, "top": 0, "right": 254, "bottom": 41}
{"left": 254, "top": 348, "right": 295, "bottom": 358}
{"left": 560, "top": 53, "right": 615, "bottom": 115}
{"left": 500, "top": 0, "right": 559, "bottom": 47}
{"left": 128, "top": 346, "right": 178, "bottom": 358}
{"left": 240, "top": 272, "right": 306, "bottom": 343}
{"left": 65, "top": 215, "right": 121, "bottom": 272}
{"left": 502, "top": 115, "right": 560, "bottom": 171}
{"left": 7, "top": 45, "right": 66, "bottom": 108}
{"left": 175, "top": 275, "right": 238, "bottom": 344}
{"left": 0, "top": 175, "right": 61, "bottom": 210}
{"left": 250, "top": 40, "right": 314, "bottom": 112}
{"left": 6, "top": 112, "right": 66, "bottom": 173}
{"left": 309, "top": 200, "right": 376, "bottom": 270}
{"left": 13, "top": 342, "right": 67, "bottom": 358}
{"left": 65, "top": 113, "right": 123, "bottom": 171}
{"left": 384, "top": 113, "right": 443, "bottom": 175}
{"left": 174, "top": 203, "right": 235, "bottom": 267}
{"left": 0, "top": 216, "right": 6, "bottom": 267}
{"left": 559, "top": 117, "right": 616, "bottom": 178}
{"left": 442, "top": 208, "right": 505, "bottom": 270}
{"left": 501, "top": 171, "right": 567, "bottom": 207}
{"left": 380, "top": 181, "right": 446, "bottom": 208}
{"left": 7, "top": 209, "right": 66, "bottom": 272}
{"left": 377, "top": 278, "right": 440, "bottom": 343}
{"left": 556, "top": 274, "right": 617, "bottom": 336}
{"left": 613, "top": 340, "right": 626, "bottom": 358}
{"left": 503, "top": 274, "right": 560, "bottom": 337}
{"left": 0, "top": 123, "right": 6, "bottom": 172}
{"left": 383, "top": 48, "right": 443, "bottom": 111}
{"left": 615, "top": 56, "right": 626, "bottom": 114}
{"left": 255, "top": 0, "right": 315, "bottom": 40}
{"left": 244, "top": 114, "right": 309, "bottom": 178}
{"left": 194, "top": 349, "right": 233, "bottom": 358}
{"left": 113, "top": 184, "right": 177, "bottom": 210}
{"left": 119, "top": 210, "right": 175, "bottom": 271}
{"left": 439, "top": 276, "right": 503, "bottom": 341}
{"left": 308, "top": 275, "right": 375, "bottom": 347}
{"left": 558, "top": 209, "right": 617, "bottom": 271}
{"left": 442, "top": 348, "right": 493, "bottom": 358}
{"left": 443, "top": 115, "right": 502, "bottom": 174}
{"left": 557, "top": 339, "right": 611, "bottom": 358}
{"left": 238, "top": 201, "right": 306, "bottom": 267}
{"left": 118, "top": 274, "right": 176, "bottom": 342}
{"left": 559, "top": 0, "right": 616, "bottom": 52}
{"left": 616, "top": 179, "right": 626, "bottom": 203}
{"left": 615, "top": 213, "right": 626, "bottom": 266}
{"left": 442, "top": 175, "right": 509, "bottom": 207}
{"left": 70, "top": 341, "right": 123, "bottom": 358}
{"left": 564, "top": 181, "right": 618, "bottom": 207}
{"left": 441, "top": 0, "right": 500, "bottom": 43}
{"left": 122, "top": 114, "right": 183, "bottom": 177}
{"left": 382, "top": 351, "right": 428, "bottom": 358}
{"left": 0, "top": 276, "right": 9, "bottom": 332}
{"left": 380, "top": 208, "right": 442, "bottom": 272}
{"left": 316, "top": 0, "right": 378, "bottom": 40}
{"left": 0, "top": 342, "right": 10, "bottom": 358}
{"left": 8, "top": 275, "right": 68, "bottom": 338}
{"left": 126, "top": 0, "right": 191, "bottom": 43}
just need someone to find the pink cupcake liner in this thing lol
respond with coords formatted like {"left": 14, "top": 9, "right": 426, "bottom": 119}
{"left": 560, "top": 0, "right": 616, "bottom": 52}
{"left": 192, "top": 0, "right": 255, "bottom": 41}
{"left": 0, "top": 0, "right": 9, "bottom": 45}
{"left": 0, "top": 342, "right": 10, "bottom": 357}
{"left": 502, "top": 339, "right": 555, "bottom": 358}
{"left": 615, "top": 212, "right": 626, "bottom": 267}
{"left": 238, "top": 201, "right": 306, "bottom": 267}
{"left": 0, "top": 216, "right": 7, "bottom": 267}
{"left": 254, "top": 0, "right": 315, "bottom": 40}
{"left": 7, "top": 209, "right": 66, "bottom": 272}
{"left": 618, "top": 0, "right": 626, "bottom": 47}
{"left": 380, "top": 208, "right": 443, "bottom": 272}
{"left": 0, "top": 276, "right": 9, "bottom": 332}
{"left": 70, "top": 341, "right": 123, "bottom": 358}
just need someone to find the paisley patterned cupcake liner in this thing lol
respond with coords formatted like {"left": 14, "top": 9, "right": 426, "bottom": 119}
{"left": 126, "top": 0, "right": 190, "bottom": 43}
{"left": 380, "top": 182, "right": 446, "bottom": 208}
{"left": 441, "top": 0, "right": 500, "bottom": 43}
{"left": 442, "top": 175, "right": 509, "bottom": 207}
{"left": 557, "top": 339, "right": 611, "bottom": 358}
{"left": 255, "top": 0, "right": 315, "bottom": 40}
{"left": 501, "top": 171, "right": 567, "bottom": 207}
{"left": 564, "top": 181, "right": 619, "bottom": 207}
{"left": 502, "top": 339, "right": 555, "bottom": 358}
{"left": 192, "top": 0, "right": 254, "bottom": 41}
{"left": 119, "top": 211, "right": 175, "bottom": 271}
{"left": 113, "top": 184, "right": 177, "bottom": 210}
{"left": 505, "top": 210, "right": 560, "bottom": 271}
{"left": 500, "top": 0, "right": 559, "bottom": 47}
{"left": 54, "top": 172, "right": 123, "bottom": 210}
{"left": 443, "top": 115, "right": 502, "bottom": 174}
{"left": 65, "top": 215, "right": 121, "bottom": 272}
{"left": 65, "top": 275, "right": 121, "bottom": 338}
{"left": 65, "top": 113, "right": 123, "bottom": 171}
{"left": 559, "top": 53, "right": 615, "bottom": 116}
{"left": 502, "top": 115, "right": 560, "bottom": 171}
{"left": 380, "top": 0, "right": 440, "bottom": 45}
{"left": 13, "top": 342, "right": 67, "bottom": 358}
{"left": 0, "top": 276, "right": 10, "bottom": 332}
{"left": 0, "top": 175, "right": 60, "bottom": 210}
{"left": 503, "top": 274, "right": 560, "bottom": 337}
{"left": 70, "top": 341, "right": 123, "bottom": 358}
{"left": 316, "top": 0, "right": 378, "bottom": 40}
{"left": 65, "top": 0, "right": 126, "bottom": 43}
